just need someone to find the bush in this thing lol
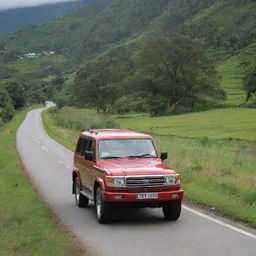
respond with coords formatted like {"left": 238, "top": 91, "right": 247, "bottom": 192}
{"left": 245, "top": 93, "right": 256, "bottom": 108}
{"left": 49, "top": 108, "right": 119, "bottom": 131}
{"left": 0, "top": 88, "right": 15, "bottom": 124}
{"left": 148, "top": 95, "right": 168, "bottom": 117}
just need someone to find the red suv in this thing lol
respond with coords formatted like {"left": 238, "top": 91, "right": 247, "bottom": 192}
{"left": 72, "top": 129, "right": 183, "bottom": 223}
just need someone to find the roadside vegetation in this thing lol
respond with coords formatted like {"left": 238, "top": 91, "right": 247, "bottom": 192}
{"left": 0, "top": 63, "right": 46, "bottom": 126}
{"left": 42, "top": 107, "right": 119, "bottom": 150}
{"left": 43, "top": 107, "right": 256, "bottom": 227}
{"left": 0, "top": 108, "right": 81, "bottom": 255}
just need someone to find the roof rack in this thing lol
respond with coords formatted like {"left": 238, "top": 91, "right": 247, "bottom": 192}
{"left": 81, "top": 129, "right": 99, "bottom": 135}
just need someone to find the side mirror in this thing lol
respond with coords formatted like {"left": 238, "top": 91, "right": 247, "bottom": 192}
{"left": 85, "top": 151, "right": 93, "bottom": 161}
{"left": 160, "top": 152, "right": 168, "bottom": 161}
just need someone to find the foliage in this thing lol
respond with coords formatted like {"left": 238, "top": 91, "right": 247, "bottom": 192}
{"left": 71, "top": 45, "right": 135, "bottom": 112}
{"left": 111, "top": 93, "right": 148, "bottom": 117}
{"left": 243, "top": 64, "right": 256, "bottom": 101}
{"left": 0, "top": 87, "right": 15, "bottom": 124}
{"left": 111, "top": 96, "right": 132, "bottom": 117}
{"left": 245, "top": 93, "right": 256, "bottom": 108}
{"left": 0, "top": 63, "right": 46, "bottom": 125}
{"left": 180, "top": 0, "right": 256, "bottom": 50}
{"left": 48, "top": 107, "right": 119, "bottom": 131}
{"left": 4, "top": 78, "right": 29, "bottom": 109}
{"left": 135, "top": 35, "right": 226, "bottom": 115}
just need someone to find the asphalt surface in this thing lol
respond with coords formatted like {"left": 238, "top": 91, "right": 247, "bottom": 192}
{"left": 16, "top": 104, "right": 256, "bottom": 256}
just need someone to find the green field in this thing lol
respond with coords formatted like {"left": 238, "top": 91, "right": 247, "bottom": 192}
{"left": 0, "top": 108, "right": 81, "bottom": 256}
{"left": 217, "top": 56, "right": 245, "bottom": 106}
{"left": 116, "top": 108, "right": 256, "bottom": 141}
{"left": 7, "top": 54, "right": 68, "bottom": 79}
{"left": 42, "top": 107, "right": 256, "bottom": 227}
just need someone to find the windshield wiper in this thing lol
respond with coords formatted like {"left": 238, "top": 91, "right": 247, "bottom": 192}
{"left": 127, "top": 154, "right": 154, "bottom": 158}
{"left": 101, "top": 156, "right": 124, "bottom": 160}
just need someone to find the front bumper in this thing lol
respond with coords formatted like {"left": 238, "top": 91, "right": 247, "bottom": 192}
{"left": 103, "top": 189, "right": 184, "bottom": 203}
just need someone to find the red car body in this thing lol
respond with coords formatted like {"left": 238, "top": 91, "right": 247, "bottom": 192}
{"left": 72, "top": 129, "right": 183, "bottom": 223}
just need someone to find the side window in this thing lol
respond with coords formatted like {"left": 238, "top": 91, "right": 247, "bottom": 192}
{"left": 86, "top": 140, "right": 92, "bottom": 152}
{"left": 76, "top": 137, "right": 89, "bottom": 156}
{"left": 76, "top": 137, "right": 95, "bottom": 160}
{"left": 85, "top": 139, "right": 96, "bottom": 162}
{"left": 81, "top": 139, "right": 88, "bottom": 156}
{"left": 75, "top": 138, "right": 83, "bottom": 155}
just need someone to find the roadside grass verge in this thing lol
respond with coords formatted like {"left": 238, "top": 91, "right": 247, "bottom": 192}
{"left": 42, "top": 107, "right": 119, "bottom": 151}
{"left": 42, "top": 107, "right": 256, "bottom": 227}
{"left": 0, "top": 108, "right": 81, "bottom": 255}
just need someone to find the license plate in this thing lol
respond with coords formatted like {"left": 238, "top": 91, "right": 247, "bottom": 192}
{"left": 136, "top": 193, "right": 158, "bottom": 199}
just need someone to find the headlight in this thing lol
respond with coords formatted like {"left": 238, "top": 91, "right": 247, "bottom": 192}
{"left": 165, "top": 174, "right": 180, "bottom": 185}
{"left": 105, "top": 176, "right": 126, "bottom": 187}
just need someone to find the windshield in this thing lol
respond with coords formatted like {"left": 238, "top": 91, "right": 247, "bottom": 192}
{"left": 98, "top": 138, "right": 158, "bottom": 160}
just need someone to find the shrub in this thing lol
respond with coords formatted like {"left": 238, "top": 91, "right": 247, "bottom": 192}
{"left": 0, "top": 88, "right": 15, "bottom": 124}
{"left": 245, "top": 93, "right": 256, "bottom": 108}
{"left": 49, "top": 108, "right": 119, "bottom": 131}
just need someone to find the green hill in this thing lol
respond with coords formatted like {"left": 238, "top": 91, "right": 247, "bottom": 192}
{"left": 0, "top": 0, "right": 173, "bottom": 61}
{"left": 1, "top": 0, "right": 255, "bottom": 106}
{"left": 0, "top": 0, "right": 92, "bottom": 35}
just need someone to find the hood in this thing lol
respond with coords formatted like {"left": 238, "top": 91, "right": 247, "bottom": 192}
{"left": 97, "top": 158, "right": 176, "bottom": 176}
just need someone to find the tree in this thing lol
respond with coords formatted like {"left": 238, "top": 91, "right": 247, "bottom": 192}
{"left": 243, "top": 65, "right": 256, "bottom": 101}
{"left": 71, "top": 46, "right": 135, "bottom": 112}
{"left": 0, "top": 88, "right": 15, "bottom": 124}
{"left": 136, "top": 34, "right": 226, "bottom": 115}
{"left": 4, "top": 79, "right": 29, "bottom": 109}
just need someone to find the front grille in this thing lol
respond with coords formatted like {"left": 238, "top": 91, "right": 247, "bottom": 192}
{"left": 126, "top": 175, "right": 165, "bottom": 188}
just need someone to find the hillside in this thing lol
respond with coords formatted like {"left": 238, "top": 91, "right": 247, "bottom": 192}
{"left": 1, "top": 0, "right": 256, "bottom": 106}
{"left": 0, "top": 0, "right": 92, "bottom": 35}
{"left": 0, "top": 0, "right": 173, "bottom": 60}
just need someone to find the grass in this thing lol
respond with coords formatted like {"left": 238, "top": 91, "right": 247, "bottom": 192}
{"left": 42, "top": 109, "right": 79, "bottom": 151}
{"left": 42, "top": 107, "right": 256, "bottom": 227}
{"left": 7, "top": 54, "right": 68, "bottom": 79}
{"left": 0, "top": 108, "right": 81, "bottom": 256}
{"left": 116, "top": 108, "right": 256, "bottom": 141}
{"left": 216, "top": 42, "right": 256, "bottom": 106}
{"left": 217, "top": 55, "right": 246, "bottom": 106}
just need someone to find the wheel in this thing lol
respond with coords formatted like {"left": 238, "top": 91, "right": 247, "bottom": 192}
{"left": 95, "top": 187, "right": 112, "bottom": 224}
{"left": 74, "top": 177, "right": 89, "bottom": 207}
{"left": 162, "top": 200, "right": 181, "bottom": 220}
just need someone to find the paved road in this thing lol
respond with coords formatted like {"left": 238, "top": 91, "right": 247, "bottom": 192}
{"left": 17, "top": 104, "right": 256, "bottom": 256}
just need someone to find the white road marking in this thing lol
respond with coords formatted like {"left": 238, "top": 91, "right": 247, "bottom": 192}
{"left": 182, "top": 205, "right": 256, "bottom": 240}
{"left": 65, "top": 165, "right": 71, "bottom": 169}
{"left": 58, "top": 160, "right": 63, "bottom": 165}
{"left": 41, "top": 146, "right": 48, "bottom": 152}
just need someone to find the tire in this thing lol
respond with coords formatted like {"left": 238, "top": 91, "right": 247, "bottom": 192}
{"left": 74, "top": 177, "right": 89, "bottom": 208}
{"left": 95, "top": 187, "right": 112, "bottom": 224}
{"left": 162, "top": 200, "right": 181, "bottom": 220}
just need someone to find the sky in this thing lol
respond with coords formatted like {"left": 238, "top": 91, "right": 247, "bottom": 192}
{"left": 0, "top": 0, "right": 77, "bottom": 11}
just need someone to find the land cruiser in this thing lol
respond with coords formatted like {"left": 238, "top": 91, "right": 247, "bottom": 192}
{"left": 72, "top": 129, "right": 183, "bottom": 223}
